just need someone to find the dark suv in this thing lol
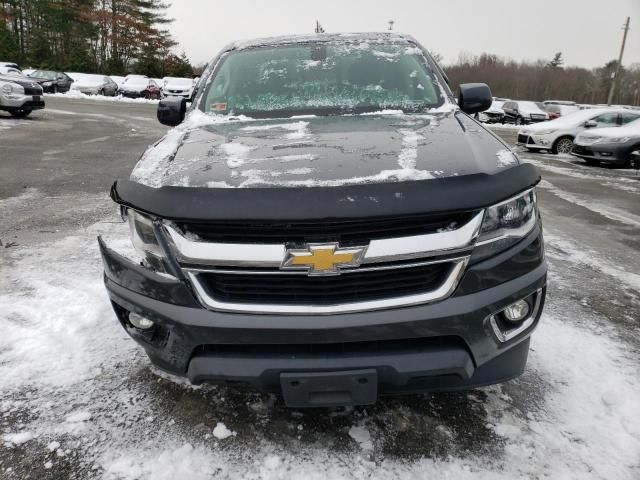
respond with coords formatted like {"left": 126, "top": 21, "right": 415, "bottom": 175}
{"left": 99, "top": 33, "right": 546, "bottom": 408}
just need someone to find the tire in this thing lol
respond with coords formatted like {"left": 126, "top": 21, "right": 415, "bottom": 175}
{"left": 10, "top": 109, "right": 31, "bottom": 118}
{"left": 51, "top": 85, "right": 57, "bottom": 94}
{"left": 99, "top": 88, "right": 105, "bottom": 96}
{"left": 516, "top": 116, "right": 525, "bottom": 126}
{"left": 552, "top": 136, "right": 574, "bottom": 155}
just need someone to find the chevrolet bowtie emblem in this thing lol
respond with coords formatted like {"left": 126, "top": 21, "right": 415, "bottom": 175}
{"left": 281, "top": 243, "right": 367, "bottom": 276}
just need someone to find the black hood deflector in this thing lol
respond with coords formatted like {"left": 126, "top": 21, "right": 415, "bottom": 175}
{"left": 111, "top": 164, "right": 540, "bottom": 222}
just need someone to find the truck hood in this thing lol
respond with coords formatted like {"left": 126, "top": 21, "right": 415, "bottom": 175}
{"left": 130, "top": 110, "right": 519, "bottom": 189}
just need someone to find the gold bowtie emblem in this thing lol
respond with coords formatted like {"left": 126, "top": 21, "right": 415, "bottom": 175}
{"left": 281, "top": 243, "right": 367, "bottom": 276}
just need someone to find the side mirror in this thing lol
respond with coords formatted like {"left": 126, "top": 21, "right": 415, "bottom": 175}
{"left": 584, "top": 120, "right": 597, "bottom": 128}
{"left": 458, "top": 83, "right": 492, "bottom": 114}
{"left": 157, "top": 96, "right": 187, "bottom": 126}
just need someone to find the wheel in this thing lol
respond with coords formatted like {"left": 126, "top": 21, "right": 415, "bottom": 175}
{"left": 99, "top": 88, "right": 105, "bottom": 96}
{"left": 51, "top": 85, "right": 57, "bottom": 94}
{"left": 10, "top": 109, "right": 31, "bottom": 118}
{"left": 516, "top": 116, "right": 525, "bottom": 126}
{"left": 552, "top": 136, "right": 574, "bottom": 154}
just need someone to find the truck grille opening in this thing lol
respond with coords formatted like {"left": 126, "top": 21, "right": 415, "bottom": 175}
{"left": 192, "top": 335, "right": 467, "bottom": 357}
{"left": 176, "top": 211, "right": 475, "bottom": 245}
{"left": 195, "top": 262, "right": 451, "bottom": 305}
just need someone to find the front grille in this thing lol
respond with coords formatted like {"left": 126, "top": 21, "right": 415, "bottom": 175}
{"left": 572, "top": 145, "right": 593, "bottom": 155}
{"left": 23, "top": 86, "right": 42, "bottom": 95}
{"left": 196, "top": 262, "right": 451, "bottom": 305}
{"left": 177, "top": 211, "right": 475, "bottom": 245}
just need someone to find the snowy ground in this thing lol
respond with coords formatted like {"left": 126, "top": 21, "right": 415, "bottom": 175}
{"left": 1, "top": 99, "right": 639, "bottom": 479}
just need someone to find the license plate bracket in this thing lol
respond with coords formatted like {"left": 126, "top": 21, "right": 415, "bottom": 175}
{"left": 280, "top": 369, "right": 377, "bottom": 408}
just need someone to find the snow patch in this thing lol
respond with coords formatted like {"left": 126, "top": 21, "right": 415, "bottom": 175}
{"left": 212, "top": 422, "right": 236, "bottom": 440}
{"left": 348, "top": 425, "right": 374, "bottom": 451}
{"left": 398, "top": 128, "right": 424, "bottom": 169}
{"left": 496, "top": 149, "right": 518, "bottom": 167}
{"left": 2, "top": 431, "right": 34, "bottom": 445}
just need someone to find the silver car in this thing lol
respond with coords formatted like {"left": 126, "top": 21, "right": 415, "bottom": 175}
{"left": 71, "top": 74, "right": 118, "bottom": 96}
{"left": 0, "top": 74, "right": 45, "bottom": 117}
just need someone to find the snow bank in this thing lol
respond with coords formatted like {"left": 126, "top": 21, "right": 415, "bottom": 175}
{"left": 45, "top": 91, "right": 159, "bottom": 104}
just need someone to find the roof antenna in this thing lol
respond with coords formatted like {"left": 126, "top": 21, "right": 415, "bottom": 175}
{"left": 315, "top": 20, "right": 325, "bottom": 34}
{"left": 388, "top": 20, "right": 394, "bottom": 31}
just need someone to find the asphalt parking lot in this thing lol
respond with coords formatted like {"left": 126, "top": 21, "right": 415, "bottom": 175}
{"left": 1, "top": 98, "right": 639, "bottom": 479}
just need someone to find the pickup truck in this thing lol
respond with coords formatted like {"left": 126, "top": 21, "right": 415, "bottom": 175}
{"left": 99, "top": 32, "right": 547, "bottom": 408}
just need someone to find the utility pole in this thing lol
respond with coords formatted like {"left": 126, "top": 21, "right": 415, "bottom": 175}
{"left": 388, "top": 20, "right": 394, "bottom": 31}
{"left": 607, "top": 16, "right": 630, "bottom": 106}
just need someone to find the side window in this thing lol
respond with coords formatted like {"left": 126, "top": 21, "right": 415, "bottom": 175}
{"left": 620, "top": 112, "right": 640, "bottom": 125}
{"left": 592, "top": 113, "right": 618, "bottom": 127}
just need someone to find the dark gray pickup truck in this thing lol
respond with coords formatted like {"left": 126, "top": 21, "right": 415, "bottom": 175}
{"left": 99, "top": 32, "right": 546, "bottom": 408}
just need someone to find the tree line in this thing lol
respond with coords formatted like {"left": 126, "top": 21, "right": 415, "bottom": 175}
{"left": 0, "top": 0, "right": 193, "bottom": 77}
{"left": 444, "top": 52, "right": 640, "bottom": 106}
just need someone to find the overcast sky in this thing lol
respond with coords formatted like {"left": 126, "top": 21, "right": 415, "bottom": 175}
{"left": 167, "top": 0, "right": 639, "bottom": 69}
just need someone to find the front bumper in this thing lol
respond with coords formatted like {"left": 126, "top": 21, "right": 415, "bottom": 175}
{"left": 99, "top": 223, "right": 547, "bottom": 405}
{"left": 517, "top": 133, "right": 553, "bottom": 149}
{"left": 0, "top": 93, "right": 45, "bottom": 111}
{"left": 571, "top": 142, "right": 635, "bottom": 165}
{"left": 120, "top": 90, "right": 144, "bottom": 98}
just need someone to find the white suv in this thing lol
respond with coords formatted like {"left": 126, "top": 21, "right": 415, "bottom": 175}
{"left": 517, "top": 108, "right": 640, "bottom": 154}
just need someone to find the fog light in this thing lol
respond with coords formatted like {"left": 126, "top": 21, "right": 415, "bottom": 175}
{"left": 129, "top": 312, "right": 154, "bottom": 330}
{"left": 503, "top": 300, "right": 530, "bottom": 323}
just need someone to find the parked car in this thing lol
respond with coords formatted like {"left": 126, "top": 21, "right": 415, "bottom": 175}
{"left": 109, "top": 75, "right": 126, "bottom": 88}
{"left": 502, "top": 100, "right": 549, "bottom": 125}
{"left": 71, "top": 74, "right": 118, "bottom": 96}
{"left": 0, "top": 65, "right": 23, "bottom": 76}
{"left": 0, "top": 73, "right": 45, "bottom": 117}
{"left": 518, "top": 108, "right": 640, "bottom": 154}
{"left": 478, "top": 98, "right": 508, "bottom": 123}
{"left": 572, "top": 118, "right": 640, "bottom": 167}
{"left": 21, "top": 68, "right": 35, "bottom": 77}
{"left": 544, "top": 103, "right": 579, "bottom": 120}
{"left": 29, "top": 70, "right": 73, "bottom": 93}
{"left": 161, "top": 76, "right": 196, "bottom": 100}
{"left": 99, "top": 32, "right": 546, "bottom": 408}
{"left": 118, "top": 76, "right": 161, "bottom": 99}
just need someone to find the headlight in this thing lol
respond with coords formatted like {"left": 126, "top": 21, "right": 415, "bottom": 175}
{"left": 472, "top": 189, "right": 538, "bottom": 262}
{"left": 599, "top": 137, "right": 630, "bottom": 144}
{"left": 126, "top": 209, "right": 170, "bottom": 273}
{"left": 536, "top": 129, "right": 556, "bottom": 135}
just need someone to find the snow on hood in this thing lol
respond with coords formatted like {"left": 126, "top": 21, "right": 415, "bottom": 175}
{"left": 129, "top": 107, "right": 512, "bottom": 189}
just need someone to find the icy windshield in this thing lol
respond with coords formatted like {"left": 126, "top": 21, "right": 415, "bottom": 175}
{"left": 201, "top": 41, "right": 444, "bottom": 117}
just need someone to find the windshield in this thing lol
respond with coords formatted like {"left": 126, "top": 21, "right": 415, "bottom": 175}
{"left": 200, "top": 41, "right": 444, "bottom": 117}
{"left": 165, "top": 77, "right": 192, "bottom": 86}
{"left": 519, "top": 101, "right": 543, "bottom": 111}
{"left": 77, "top": 74, "right": 104, "bottom": 85}
{"left": 124, "top": 77, "right": 148, "bottom": 87}
{"left": 33, "top": 70, "right": 57, "bottom": 80}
